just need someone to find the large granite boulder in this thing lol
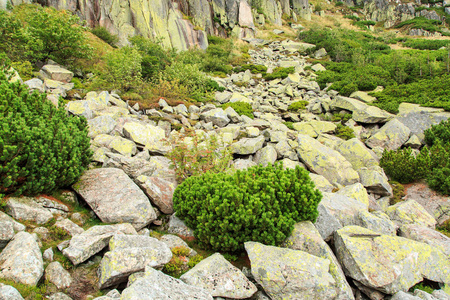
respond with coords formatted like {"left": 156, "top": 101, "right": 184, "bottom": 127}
{"left": 245, "top": 241, "right": 339, "bottom": 300}
{"left": 135, "top": 176, "right": 175, "bottom": 214}
{"left": 72, "top": 168, "right": 156, "bottom": 230}
{"left": 62, "top": 223, "right": 137, "bottom": 265}
{"left": 180, "top": 253, "right": 257, "bottom": 299}
{"left": 40, "top": 65, "right": 73, "bottom": 83}
{"left": 336, "top": 138, "right": 379, "bottom": 170}
{"left": 121, "top": 266, "right": 213, "bottom": 300}
{"left": 399, "top": 224, "right": 450, "bottom": 256}
{"left": 296, "top": 134, "right": 359, "bottom": 186}
{"left": 5, "top": 196, "right": 67, "bottom": 224}
{"left": 330, "top": 96, "right": 393, "bottom": 124}
{"left": 334, "top": 226, "right": 450, "bottom": 294}
{"left": 200, "top": 108, "right": 230, "bottom": 127}
{"left": 0, "top": 232, "right": 43, "bottom": 286}
{"left": 0, "top": 283, "right": 24, "bottom": 300}
{"left": 230, "top": 136, "right": 265, "bottom": 155}
{"left": 45, "top": 261, "right": 72, "bottom": 289}
{"left": 386, "top": 200, "right": 437, "bottom": 229}
{"left": 365, "top": 119, "right": 411, "bottom": 150}
{"left": 98, "top": 235, "right": 172, "bottom": 289}
{"left": 282, "top": 221, "right": 355, "bottom": 300}
{"left": 123, "top": 121, "right": 170, "bottom": 154}
{"left": 396, "top": 109, "right": 450, "bottom": 142}
{"left": 358, "top": 166, "right": 393, "bottom": 196}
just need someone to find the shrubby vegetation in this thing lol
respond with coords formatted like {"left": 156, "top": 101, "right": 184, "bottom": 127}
{"left": 91, "top": 26, "right": 119, "bottom": 47}
{"left": 300, "top": 27, "right": 450, "bottom": 112}
{"left": 0, "top": 71, "right": 92, "bottom": 196}
{"left": 380, "top": 120, "right": 450, "bottom": 195}
{"left": 222, "top": 101, "right": 254, "bottom": 119}
{"left": 173, "top": 164, "right": 322, "bottom": 252}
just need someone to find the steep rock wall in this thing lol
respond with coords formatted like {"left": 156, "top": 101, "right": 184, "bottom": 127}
{"left": 3, "top": 0, "right": 311, "bottom": 49}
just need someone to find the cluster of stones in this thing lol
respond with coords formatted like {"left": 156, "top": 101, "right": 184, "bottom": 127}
{"left": 1, "top": 38, "right": 450, "bottom": 299}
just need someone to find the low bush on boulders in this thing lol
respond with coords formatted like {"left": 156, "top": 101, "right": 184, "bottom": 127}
{"left": 380, "top": 119, "right": 450, "bottom": 195}
{"left": 173, "top": 164, "right": 322, "bottom": 252}
{"left": 222, "top": 101, "right": 254, "bottom": 119}
{"left": 0, "top": 71, "right": 92, "bottom": 196}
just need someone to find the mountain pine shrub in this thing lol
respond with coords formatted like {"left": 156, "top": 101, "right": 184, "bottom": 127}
{"left": 173, "top": 164, "right": 322, "bottom": 252}
{"left": 0, "top": 71, "right": 92, "bottom": 196}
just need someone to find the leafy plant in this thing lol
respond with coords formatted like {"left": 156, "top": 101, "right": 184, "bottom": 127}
{"left": 335, "top": 124, "right": 355, "bottom": 140}
{"left": 0, "top": 71, "right": 92, "bottom": 196}
{"left": 222, "top": 101, "right": 254, "bottom": 119}
{"left": 173, "top": 164, "right": 322, "bottom": 252}
{"left": 166, "top": 131, "right": 233, "bottom": 183}
{"left": 263, "top": 67, "right": 295, "bottom": 81}
{"left": 91, "top": 26, "right": 119, "bottom": 47}
{"left": 284, "top": 121, "right": 294, "bottom": 130}
{"left": 187, "top": 254, "right": 204, "bottom": 268}
{"left": 424, "top": 119, "right": 450, "bottom": 146}
{"left": 389, "top": 181, "right": 405, "bottom": 205}
{"left": 380, "top": 147, "right": 431, "bottom": 183}
{"left": 288, "top": 101, "right": 309, "bottom": 112}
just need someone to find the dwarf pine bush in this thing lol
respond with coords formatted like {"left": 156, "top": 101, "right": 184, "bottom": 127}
{"left": 173, "top": 164, "right": 322, "bottom": 252}
{"left": 0, "top": 71, "right": 92, "bottom": 196}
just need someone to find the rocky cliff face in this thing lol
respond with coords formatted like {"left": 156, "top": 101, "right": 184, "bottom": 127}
{"left": 4, "top": 0, "right": 311, "bottom": 50}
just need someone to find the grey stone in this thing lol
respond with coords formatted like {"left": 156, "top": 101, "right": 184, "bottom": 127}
{"left": 167, "top": 213, "right": 195, "bottom": 238}
{"left": 399, "top": 224, "right": 450, "bottom": 256}
{"left": 200, "top": 108, "right": 230, "bottom": 127}
{"left": 45, "top": 261, "right": 72, "bottom": 289}
{"left": 55, "top": 218, "right": 84, "bottom": 236}
{"left": 386, "top": 200, "right": 437, "bottom": 229}
{"left": 160, "top": 234, "right": 196, "bottom": 257}
{"left": 72, "top": 168, "right": 156, "bottom": 230}
{"left": 230, "top": 136, "right": 265, "bottom": 155}
{"left": 135, "top": 176, "right": 175, "bottom": 214}
{"left": 40, "top": 65, "right": 73, "bottom": 83}
{"left": 0, "top": 232, "right": 43, "bottom": 286}
{"left": 62, "top": 223, "right": 137, "bottom": 265}
{"left": 0, "top": 283, "right": 24, "bottom": 300}
{"left": 0, "top": 221, "right": 14, "bottom": 249}
{"left": 180, "top": 253, "right": 257, "bottom": 299}
{"left": 366, "top": 119, "right": 411, "bottom": 151}
{"left": 121, "top": 266, "right": 213, "bottom": 300}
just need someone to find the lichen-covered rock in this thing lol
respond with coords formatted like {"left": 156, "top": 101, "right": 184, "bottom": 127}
{"left": 296, "top": 134, "right": 359, "bottom": 186}
{"left": 336, "top": 183, "right": 370, "bottom": 208}
{"left": 0, "top": 211, "right": 25, "bottom": 233}
{"left": 330, "top": 96, "right": 393, "bottom": 124}
{"left": 123, "top": 122, "right": 170, "bottom": 155}
{"left": 314, "top": 192, "right": 367, "bottom": 240}
{"left": 0, "top": 232, "right": 43, "bottom": 286}
{"left": 245, "top": 241, "right": 338, "bottom": 300}
{"left": 0, "top": 283, "right": 24, "bottom": 300}
{"left": 396, "top": 110, "right": 450, "bottom": 142}
{"left": 62, "top": 224, "right": 137, "bottom": 265}
{"left": 0, "top": 221, "right": 14, "bottom": 250}
{"left": 230, "top": 136, "right": 265, "bottom": 155}
{"left": 399, "top": 224, "right": 450, "bottom": 256}
{"left": 336, "top": 138, "right": 379, "bottom": 170}
{"left": 5, "top": 197, "right": 55, "bottom": 224}
{"left": 356, "top": 210, "right": 397, "bottom": 236}
{"left": 366, "top": 119, "right": 411, "bottom": 151}
{"left": 121, "top": 266, "right": 213, "bottom": 300}
{"left": 282, "top": 221, "right": 355, "bottom": 300}
{"left": 72, "top": 168, "right": 156, "bottom": 230}
{"left": 40, "top": 65, "right": 73, "bottom": 83}
{"left": 54, "top": 218, "right": 84, "bottom": 236}
{"left": 87, "top": 115, "right": 117, "bottom": 138}
{"left": 180, "top": 253, "right": 257, "bottom": 299}
{"left": 167, "top": 213, "right": 194, "bottom": 238}
{"left": 386, "top": 200, "right": 437, "bottom": 229}
{"left": 45, "top": 261, "right": 72, "bottom": 289}
{"left": 254, "top": 145, "right": 277, "bottom": 166}
{"left": 309, "top": 173, "right": 335, "bottom": 193}
{"left": 334, "top": 226, "right": 450, "bottom": 294}
{"left": 200, "top": 108, "right": 230, "bottom": 127}
{"left": 358, "top": 166, "right": 393, "bottom": 196}
{"left": 136, "top": 176, "right": 175, "bottom": 214}
{"left": 98, "top": 235, "right": 172, "bottom": 289}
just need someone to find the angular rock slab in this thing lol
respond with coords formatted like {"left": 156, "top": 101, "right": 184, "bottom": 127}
{"left": 282, "top": 221, "right": 355, "bottom": 300}
{"left": 0, "top": 232, "right": 43, "bottom": 286}
{"left": 98, "top": 235, "right": 172, "bottom": 289}
{"left": 296, "top": 134, "right": 359, "bottom": 186}
{"left": 399, "top": 224, "right": 450, "bottom": 256}
{"left": 180, "top": 253, "right": 257, "bottom": 299}
{"left": 386, "top": 200, "right": 437, "bottom": 229}
{"left": 136, "top": 176, "right": 175, "bottom": 214}
{"left": 0, "top": 283, "right": 24, "bottom": 300}
{"left": 5, "top": 196, "right": 55, "bottom": 224}
{"left": 334, "top": 226, "right": 450, "bottom": 294}
{"left": 336, "top": 138, "right": 379, "bottom": 170}
{"left": 72, "top": 168, "right": 156, "bottom": 230}
{"left": 121, "top": 266, "right": 213, "bottom": 300}
{"left": 358, "top": 166, "right": 393, "bottom": 196}
{"left": 245, "top": 241, "right": 338, "bottom": 300}
{"left": 123, "top": 122, "right": 170, "bottom": 155}
{"left": 230, "top": 136, "right": 265, "bottom": 155}
{"left": 365, "top": 119, "right": 411, "bottom": 151}
{"left": 62, "top": 223, "right": 137, "bottom": 265}
{"left": 330, "top": 96, "right": 394, "bottom": 124}
{"left": 45, "top": 261, "right": 72, "bottom": 289}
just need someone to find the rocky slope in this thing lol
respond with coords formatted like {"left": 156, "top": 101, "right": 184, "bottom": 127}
{"left": 2, "top": 31, "right": 450, "bottom": 299}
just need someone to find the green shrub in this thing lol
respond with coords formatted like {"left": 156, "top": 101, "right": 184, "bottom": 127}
{"left": 173, "top": 164, "right": 322, "bottom": 252}
{"left": 0, "top": 10, "right": 30, "bottom": 61}
{"left": 284, "top": 121, "right": 294, "bottom": 130}
{"left": 288, "top": 100, "right": 309, "bottom": 112}
{"left": 354, "top": 20, "right": 376, "bottom": 30}
{"left": 335, "top": 124, "right": 355, "bottom": 140}
{"left": 263, "top": 67, "right": 295, "bottom": 81}
{"left": 424, "top": 119, "right": 450, "bottom": 146}
{"left": 91, "top": 26, "right": 119, "bottom": 47}
{"left": 0, "top": 71, "right": 92, "bottom": 196}
{"left": 344, "top": 15, "right": 361, "bottom": 21}
{"left": 101, "top": 46, "right": 143, "bottom": 91}
{"left": 234, "top": 64, "right": 268, "bottom": 74}
{"left": 380, "top": 147, "right": 431, "bottom": 183}
{"left": 394, "top": 17, "right": 441, "bottom": 33}
{"left": 187, "top": 254, "right": 204, "bottom": 268}
{"left": 222, "top": 101, "right": 254, "bottom": 119}
{"left": 17, "top": 5, "right": 92, "bottom": 65}
{"left": 427, "top": 166, "right": 450, "bottom": 195}
{"left": 403, "top": 39, "right": 450, "bottom": 50}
